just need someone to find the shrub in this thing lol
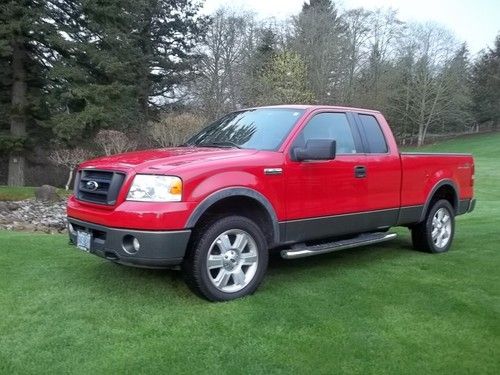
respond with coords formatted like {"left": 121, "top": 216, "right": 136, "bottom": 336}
{"left": 149, "top": 113, "right": 206, "bottom": 148}
{"left": 49, "top": 148, "right": 93, "bottom": 190}
{"left": 94, "top": 130, "right": 137, "bottom": 156}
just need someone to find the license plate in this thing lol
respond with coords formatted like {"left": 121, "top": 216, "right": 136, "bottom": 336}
{"left": 76, "top": 231, "right": 92, "bottom": 252}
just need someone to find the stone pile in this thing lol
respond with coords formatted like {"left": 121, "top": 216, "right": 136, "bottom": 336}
{"left": 0, "top": 186, "right": 68, "bottom": 233}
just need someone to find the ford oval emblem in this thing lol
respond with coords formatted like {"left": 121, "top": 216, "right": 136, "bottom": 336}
{"left": 86, "top": 181, "right": 99, "bottom": 191}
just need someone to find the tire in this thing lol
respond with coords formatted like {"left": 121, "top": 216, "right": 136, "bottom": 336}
{"left": 411, "top": 199, "right": 455, "bottom": 253}
{"left": 182, "top": 215, "right": 269, "bottom": 301}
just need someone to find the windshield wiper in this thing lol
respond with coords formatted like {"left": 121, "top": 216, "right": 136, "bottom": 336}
{"left": 197, "top": 141, "right": 242, "bottom": 149}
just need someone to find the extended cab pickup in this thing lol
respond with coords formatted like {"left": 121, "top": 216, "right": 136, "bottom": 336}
{"left": 67, "top": 105, "right": 475, "bottom": 301}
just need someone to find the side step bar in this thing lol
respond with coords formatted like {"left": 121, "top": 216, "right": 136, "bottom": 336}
{"left": 280, "top": 232, "right": 397, "bottom": 259}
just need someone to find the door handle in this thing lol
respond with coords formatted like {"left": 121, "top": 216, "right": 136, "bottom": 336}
{"left": 354, "top": 165, "right": 367, "bottom": 178}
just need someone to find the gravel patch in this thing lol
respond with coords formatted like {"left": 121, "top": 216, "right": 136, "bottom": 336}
{"left": 0, "top": 199, "right": 67, "bottom": 234}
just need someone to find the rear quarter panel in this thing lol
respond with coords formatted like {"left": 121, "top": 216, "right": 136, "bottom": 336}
{"left": 400, "top": 153, "right": 474, "bottom": 207}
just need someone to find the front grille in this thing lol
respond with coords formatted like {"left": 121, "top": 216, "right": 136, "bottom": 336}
{"left": 75, "top": 169, "right": 125, "bottom": 205}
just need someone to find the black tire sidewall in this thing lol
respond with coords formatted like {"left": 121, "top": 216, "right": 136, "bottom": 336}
{"left": 189, "top": 216, "right": 268, "bottom": 301}
{"left": 424, "top": 199, "right": 455, "bottom": 253}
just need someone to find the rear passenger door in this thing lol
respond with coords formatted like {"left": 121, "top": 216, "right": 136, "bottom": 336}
{"left": 354, "top": 113, "right": 401, "bottom": 212}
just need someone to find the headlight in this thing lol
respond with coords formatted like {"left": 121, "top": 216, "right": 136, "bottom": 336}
{"left": 126, "top": 175, "right": 182, "bottom": 202}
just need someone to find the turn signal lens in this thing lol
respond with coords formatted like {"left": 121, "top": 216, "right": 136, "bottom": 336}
{"left": 169, "top": 179, "right": 182, "bottom": 195}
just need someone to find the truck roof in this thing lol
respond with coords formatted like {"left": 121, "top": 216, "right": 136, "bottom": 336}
{"left": 249, "top": 104, "right": 381, "bottom": 114}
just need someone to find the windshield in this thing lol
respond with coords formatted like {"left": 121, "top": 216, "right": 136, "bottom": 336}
{"left": 185, "top": 108, "right": 305, "bottom": 151}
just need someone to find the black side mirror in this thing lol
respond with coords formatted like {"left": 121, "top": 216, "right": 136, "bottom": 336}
{"left": 293, "top": 139, "right": 336, "bottom": 161}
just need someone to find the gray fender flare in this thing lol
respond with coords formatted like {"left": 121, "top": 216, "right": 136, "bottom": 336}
{"left": 186, "top": 187, "right": 280, "bottom": 245}
{"left": 419, "top": 179, "right": 459, "bottom": 222}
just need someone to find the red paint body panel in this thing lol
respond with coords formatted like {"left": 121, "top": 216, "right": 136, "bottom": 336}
{"left": 67, "top": 196, "right": 196, "bottom": 230}
{"left": 360, "top": 113, "right": 402, "bottom": 211}
{"left": 68, "top": 105, "right": 474, "bottom": 235}
{"left": 400, "top": 154, "right": 474, "bottom": 206}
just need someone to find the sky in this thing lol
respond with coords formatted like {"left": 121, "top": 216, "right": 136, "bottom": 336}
{"left": 201, "top": 0, "right": 500, "bottom": 55}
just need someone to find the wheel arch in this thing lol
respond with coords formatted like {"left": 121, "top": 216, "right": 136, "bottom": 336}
{"left": 419, "top": 179, "right": 459, "bottom": 222}
{"left": 186, "top": 188, "right": 280, "bottom": 247}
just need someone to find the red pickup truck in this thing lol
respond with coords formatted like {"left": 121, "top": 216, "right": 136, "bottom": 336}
{"left": 67, "top": 105, "right": 475, "bottom": 301}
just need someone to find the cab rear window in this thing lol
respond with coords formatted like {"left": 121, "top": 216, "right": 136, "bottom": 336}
{"left": 358, "top": 114, "right": 388, "bottom": 153}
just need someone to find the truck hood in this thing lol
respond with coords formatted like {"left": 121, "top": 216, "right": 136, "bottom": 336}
{"left": 79, "top": 147, "right": 259, "bottom": 173}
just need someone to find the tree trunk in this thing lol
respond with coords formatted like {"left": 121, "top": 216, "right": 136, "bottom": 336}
{"left": 417, "top": 92, "right": 427, "bottom": 147}
{"left": 8, "top": 39, "right": 28, "bottom": 186}
{"left": 138, "top": 13, "right": 152, "bottom": 120}
{"left": 65, "top": 168, "right": 74, "bottom": 191}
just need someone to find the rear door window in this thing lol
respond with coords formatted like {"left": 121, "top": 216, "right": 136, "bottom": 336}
{"left": 358, "top": 114, "right": 388, "bottom": 153}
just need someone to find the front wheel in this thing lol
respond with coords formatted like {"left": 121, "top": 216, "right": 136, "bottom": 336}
{"left": 411, "top": 199, "right": 455, "bottom": 253}
{"left": 183, "top": 216, "right": 268, "bottom": 301}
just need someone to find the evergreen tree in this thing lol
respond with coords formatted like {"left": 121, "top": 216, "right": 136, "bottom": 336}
{"left": 0, "top": 0, "right": 59, "bottom": 185}
{"left": 241, "top": 27, "right": 278, "bottom": 107}
{"left": 48, "top": 0, "right": 145, "bottom": 142}
{"left": 471, "top": 34, "right": 500, "bottom": 129}
{"left": 439, "top": 44, "right": 473, "bottom": 133}
{"left": 255, "top": 28, "right": 277, "bottom": 67}
{"left": 49, "top": 0, "right": 205, "bottom": 142}
{"left": 257, "top": 51, "right": 315, "bottom": 105}
{"left": 301, "top": 0, "right": 336, "bottom": 13}
{"left": 292, "top": 0, "right": 345, "bottom": 103}
{"left": 129, "top": 0, "right": 205, "bottom": 117}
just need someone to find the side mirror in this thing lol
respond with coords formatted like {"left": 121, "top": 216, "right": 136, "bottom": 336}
{"left": 293, "top": 139, "right": 336, "bottom": 161}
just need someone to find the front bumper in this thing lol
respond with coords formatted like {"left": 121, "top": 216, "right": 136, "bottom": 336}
{"left": 67, "top": 217, "right": 191, "bottom": 268}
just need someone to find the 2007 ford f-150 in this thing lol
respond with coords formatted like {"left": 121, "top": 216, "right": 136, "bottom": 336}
{"left": 67, "top": 105, "right": 475, "bottom": 301}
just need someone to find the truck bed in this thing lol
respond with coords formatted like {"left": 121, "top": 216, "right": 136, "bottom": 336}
{"left": 400, "top": 152, "right": 474, "bottom": 208}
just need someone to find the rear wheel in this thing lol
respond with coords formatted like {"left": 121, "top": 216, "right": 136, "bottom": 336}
{"left": 183, "top": 215, "right": 268, "bottom": 301}
{"left": 411, "top": 199, "right": 455, "bottom": 253}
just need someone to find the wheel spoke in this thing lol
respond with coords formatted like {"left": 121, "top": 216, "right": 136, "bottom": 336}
{"left": 432, "top": 217, "right": 439, "bottom": 228}
{"left": 233, "top": 233, "right": 248, "bottom": 252}
{"left": 207, "top": 254, "right": 223, "bottom": 269}
{"left": 431, "top": 227, "right": 438, "bottom": 238}
{"left": 217, "top": 234, "right": 231, "bottom": 252}
{"left": 437, "top": 209, "right": 444, "bottom": 221}
{"left": 439, "top": 231, "right": 447, "bottom": 247}
{"left": 241, "top": 252, "right": 258, "bottom": 265}
{"left": 215, "top": 269, "right": 231, "bottom": 288}
{"left": 232, "top": 269, "right": 246, "bottom": 285}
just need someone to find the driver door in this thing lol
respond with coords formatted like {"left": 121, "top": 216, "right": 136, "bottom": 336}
{"left": 283, "top": 111, "right": 365, "bottom": 242}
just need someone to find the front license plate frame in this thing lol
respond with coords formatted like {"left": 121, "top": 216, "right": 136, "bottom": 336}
{"left": 76, "top": 231, "right": 92, "bottom": 252}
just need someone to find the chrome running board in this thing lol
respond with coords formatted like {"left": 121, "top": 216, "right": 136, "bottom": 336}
{"left": 280, "top": 232, "right": 397, "bottom": 259}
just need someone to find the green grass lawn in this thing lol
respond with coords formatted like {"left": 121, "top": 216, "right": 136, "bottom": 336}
{"left": 0, "top": 186, "right": 71, "bottom": 201}
{"left": 1, "top": 133, "right": 499, "bottom": 374}
{"left": 0, "top": 186, "right": 38, "bottom": 201}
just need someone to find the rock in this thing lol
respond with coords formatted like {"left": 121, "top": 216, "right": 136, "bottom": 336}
{"left": 6, "top": 202, "right": 21, "bottom": 211}
{"left": 35, "top": 185, "right": 60, "bottom": 202}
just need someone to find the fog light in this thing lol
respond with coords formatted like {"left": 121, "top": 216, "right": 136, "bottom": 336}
{"left": 122, "top": 235, "right": 140, "bottom": 254}
{"left": 132, "top": 237, "right": 140, "bottom": 251}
